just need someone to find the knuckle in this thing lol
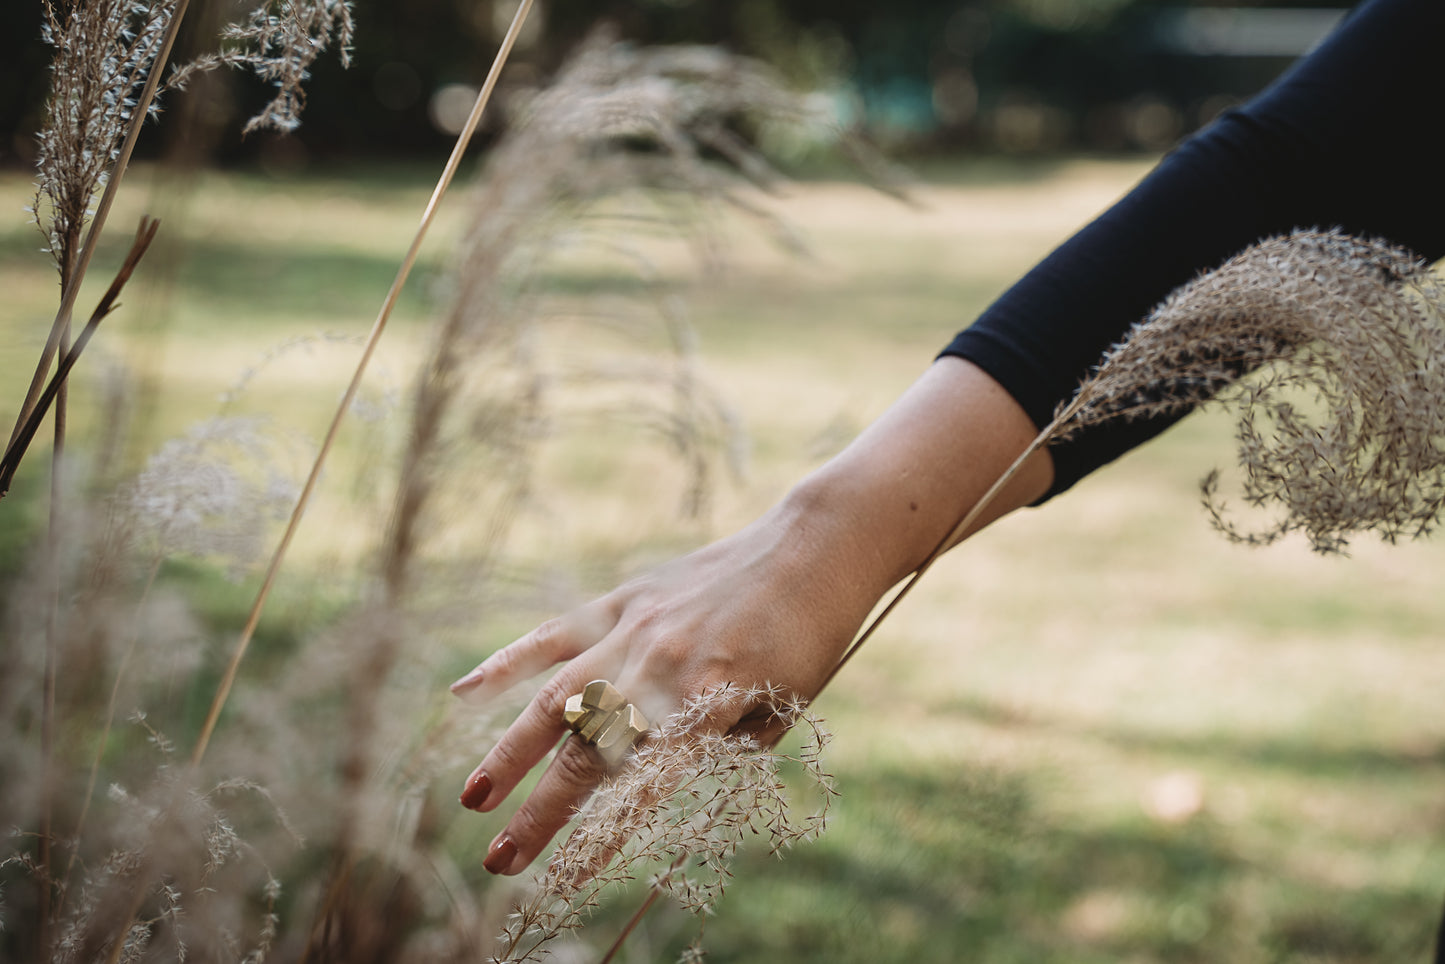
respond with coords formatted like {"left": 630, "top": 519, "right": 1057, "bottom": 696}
{"left": 487, "top": 644, "right": 519, "bottom": 676}
{"left": 553, "top": 739, "right": 606, "bottom": 787}
{"left": 535, "top": 676, "right": 576, "bottom": 716}
{"left": 623, "top": 599, "right": 670, "bottom": 639}
{"left": 530, "top": 617, "right": 570, "bottom": 659}
{"left": 507, "top": 801, "right": 552, "bottom": 844}
{"left": 488, "top": 738, "right": 528, "bottom": 775}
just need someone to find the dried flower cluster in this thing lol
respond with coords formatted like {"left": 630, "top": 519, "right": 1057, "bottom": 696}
{"left": 495, "top": 686, "right": 834, "bottom": 964}
{"left": 1054, "top": 230, "right": 1445, "bottom": 552}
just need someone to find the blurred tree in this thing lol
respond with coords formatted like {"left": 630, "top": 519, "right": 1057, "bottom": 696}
{"left": 0, "top": 0, "right": 1361, "bottom": 168}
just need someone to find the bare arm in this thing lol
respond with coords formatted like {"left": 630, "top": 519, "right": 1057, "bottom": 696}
{"left": 450, "top": 355, "right": 1052, "bottom": 875}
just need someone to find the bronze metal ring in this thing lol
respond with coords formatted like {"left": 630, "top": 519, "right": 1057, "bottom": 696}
{"left": 563, "top": 679, "right": 650, "bottom": 767}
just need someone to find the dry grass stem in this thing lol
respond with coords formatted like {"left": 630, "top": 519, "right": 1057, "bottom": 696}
{"left": 8, "top": 0, "right": 189, "bottom": 471}
{"left": 1, "top": 217, "right": 161, "bottom": 496}
{"left": 11, "top": 0, "right": 353, "bottom": 484}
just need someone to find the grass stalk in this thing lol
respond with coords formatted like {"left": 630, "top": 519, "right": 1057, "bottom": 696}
{"left": 36, "top": 240, "right": 79, "bottom": 964}
{"left": 597, "top": 860, "right": 673, "bottom": 964}
{"left": 189, "top": 0, "right": 537, "bottom": 766}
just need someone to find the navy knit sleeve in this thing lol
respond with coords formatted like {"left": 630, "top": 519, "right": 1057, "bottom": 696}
{"left": 940, "top": 0, "right": 1445, "bottom": 501}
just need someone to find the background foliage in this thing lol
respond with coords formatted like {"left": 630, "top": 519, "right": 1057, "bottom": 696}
{"left": 2, "top": 0, "right": 1359, "bottom": 169}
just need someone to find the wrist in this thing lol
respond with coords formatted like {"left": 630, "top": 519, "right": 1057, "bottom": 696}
{"left": 774, "top": 463, "right": 926, "bottom": 600}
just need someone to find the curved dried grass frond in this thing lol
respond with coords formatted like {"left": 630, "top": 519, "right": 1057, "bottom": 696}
{"left": 494, "top": 685, "right": 834, "bottom": 963}
{"left": 1054, "top": 230, "right": 1445, "bottom": 553}
{"left": 170, "top": 0, "right": 354, "bottom": 134}
{"left": 33, "top": 0, "right": 177, "bottom": 273}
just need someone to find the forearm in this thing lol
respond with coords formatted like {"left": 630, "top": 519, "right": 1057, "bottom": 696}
{"left": 775, "top": 356, "right": 1053, "bottom": 604}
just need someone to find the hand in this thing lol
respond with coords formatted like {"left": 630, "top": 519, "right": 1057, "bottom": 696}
{"left": 448, "top": 357, "right": 1052, "bottom": 877}
{"left": 449, "top": 492, "right": 883, "bottom": 876}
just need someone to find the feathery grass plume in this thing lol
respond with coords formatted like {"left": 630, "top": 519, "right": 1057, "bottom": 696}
{"left": 170, "top": 0, "right": 355, "bottom": 134}
{"left": 14, "top": 0, "right": 352, "bottom": 484}
{"left": 494, "top": 686, "right": 834, "bottom": 964}
{"left": 398, "top": 30, "right": 896, "bottom": 576}
{"left": 1052, "top": 230, "right": 1445, "bottom": 553}
{"left": 122, "top": 416, "right": 308, "bottom": 575}
{"left": 373, "top": 31, "right": 877, "bottom": 635}
{"left": 33, "top": 0, "right": 175, "bottom": 277}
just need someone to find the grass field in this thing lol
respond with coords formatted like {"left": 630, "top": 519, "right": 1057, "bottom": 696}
{"left": 2, "top": 157, "right": 1443, "bottom": 963}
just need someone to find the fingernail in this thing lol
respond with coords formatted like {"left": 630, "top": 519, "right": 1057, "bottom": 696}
{"left": 460, "top": 771, "right": 492, "bottom": 811}
{"left": 483, "top": 834, "right": 517, "bottom": 875}
{"left": 450, "top": 666, "right": 484, "bottom": 694}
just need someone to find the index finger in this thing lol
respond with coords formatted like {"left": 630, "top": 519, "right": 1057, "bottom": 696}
{"left": 450, "top": 601, "right": 616, "bottom": 704}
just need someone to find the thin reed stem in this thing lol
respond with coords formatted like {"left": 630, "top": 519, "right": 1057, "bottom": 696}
{"left": 36, "top": 241, "right": 81, "bottom": 963}
{"left": 597, "top": 858, "right": 679, "bottom": 964}
{"left": 599, "top": 888, "right": 663, "bottom": 964}
{"left": 189, "top": 0, "right": 537, "bottom": 766}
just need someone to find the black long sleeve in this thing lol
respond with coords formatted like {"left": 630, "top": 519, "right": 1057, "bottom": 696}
{"left": 940, "top": 0, "right": 1445, "bottom": 500}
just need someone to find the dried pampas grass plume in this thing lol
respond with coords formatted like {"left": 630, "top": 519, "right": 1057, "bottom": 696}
{"left": 1057, "top": 230, "right": 1445, "bottom": 553}
{"left": 33, "top": 0, "right": 174, "bottom": 276}
{"left": 494, "top": 686, "right": 834, "bottom": 964}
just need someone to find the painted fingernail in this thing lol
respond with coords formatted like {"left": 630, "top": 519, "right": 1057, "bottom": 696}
{"left": 483, "top": 834, "right": 517, "bottom": 875}
{"left": 450, "top": 666, "right": 485, "bottom": 694}
{"left": 460, "top": 771, "right": 492, "bottom": 811}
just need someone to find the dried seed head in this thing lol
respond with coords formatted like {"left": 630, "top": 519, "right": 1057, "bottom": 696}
{"left": 1053, "top": 230, "right": 1445, "bottom": 553}
{"left": 34, "top": 0, "right": 176, "bottom": 273}
{"left": 121, "top": 416, "right": 306, "bottom": 573}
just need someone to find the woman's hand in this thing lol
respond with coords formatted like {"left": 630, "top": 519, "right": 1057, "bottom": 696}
{"left": 449, "top": 487, "right": 886, "bottom": 875}
{"left": 450, "top": 357, "right": 1053, "bottom": 876}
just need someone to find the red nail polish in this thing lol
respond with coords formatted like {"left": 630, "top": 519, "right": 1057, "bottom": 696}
{"left": 483, "top": 835, "right": 517, "bottom": 875}
{"left": 460, "top": 771, "right": 492, "bottom": 811}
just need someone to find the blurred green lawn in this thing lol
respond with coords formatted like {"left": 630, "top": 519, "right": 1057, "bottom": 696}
{"left": 3, "top": 158, "right": 1443, "bottom": 963}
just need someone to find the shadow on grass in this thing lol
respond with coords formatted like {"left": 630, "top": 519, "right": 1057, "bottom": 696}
{"left": 640, "top": 760, "right": 1440, "bottom": 964}
{"left": 940, "top": 691, "right": 1445, "bottom": 782}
